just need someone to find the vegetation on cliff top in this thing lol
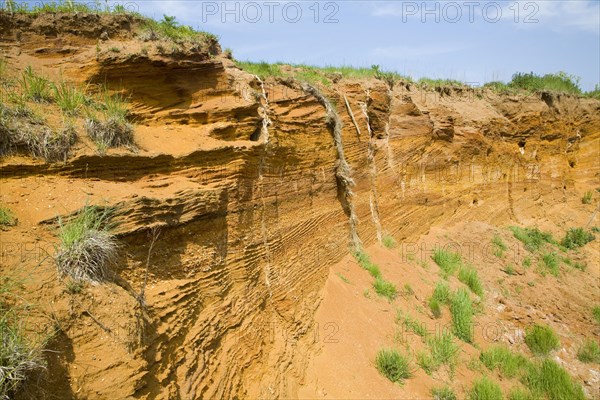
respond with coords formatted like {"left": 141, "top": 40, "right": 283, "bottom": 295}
{"left": 2, "top": 1, "right": 598, "bottom": 97}
{"left": 235, "top": 59, "right": 599, "bottom": 98}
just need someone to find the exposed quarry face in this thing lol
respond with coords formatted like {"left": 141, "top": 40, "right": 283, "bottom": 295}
{"left": 1, "top": 12, "right": 599, "bottom": 400}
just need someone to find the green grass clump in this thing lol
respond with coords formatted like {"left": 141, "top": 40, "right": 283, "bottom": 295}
{"left": 83, "top": 88, "right": 132, "bottom": 154}
{"left": 480, "top": 346, "right": 530, "bottom": 378}
{"left": 335, "top": 272, "right": 350, "bottom": 284}
{"left": 508, "top": 388, "right": 536, "bottom": 400}
{"left": 55, "top": 205, "right": 118, "bottom": 283}
{"left": 451, "top": 289, "right": 473, "bottom": 343}
{"left": 458, "top": 266, "right": 484, "bottom": 296}
{"left": 0, "top": 281, "right": 46, "bottom": 399}
{"left": 484, "top": 81, "right": 511, "bottom": 92}
{"left": 572, "top": 261, "right": 586, "bottom": 271}
{"left": 20, "top": 66, "right": 52, "bottom": 102}
{"left": 141, "top": 15, "right": 218, "bottom": 44}
{"left": 382, "top": 234, "right": 396, "bottom": 249}
{"left": 593, "top": 306, "right": 600, "bottom": 325}
{"left": 417, "top": 332, "right": 459, "bottom": 375}
{"left": 419, "top": 77, "right": 464, "bottom": 87}
{"left": 396, "top": 311, "right": 428, "bottom": 338}
{"left": 540, "top": 252, "right": 560, "bottom": 276}
{"left": 586, "top": 85, "right": 600, "bottom": 100}
{"left": 85, "top": 89, "right": 134, "bottom": 153}
{"left": 0, "top": 205, "right": 16, "bottom": 226}
{"left": 468, "top": 377, "right": 503, "bottom": 400}
{"left": 492, "top": 235, "right": 507, "bottom": 258}
{"left": 353, "top": 250, "right": 381, "bottom": 279}
{"left": 509, "top": 226, "right": 555, "bottom": 252}
{"left": 64, "top": 279, "right": 85, "bottom": 294}
{"left": 428, "top": 281, "right": 452, "bottom": 318}
{"left": 320, "top": 65, "right": 379, "bottom": 79}
{"left": 12, "top": 0, "right": 105, "bottom": 14}
{"left": 236, "top": 61, "right": 283, "bottom": 79}
{"left": 53, "top": 81, "right": 87, "bottom": 116}
{"left": 99, "top": 89, "right": 129, "bottom": 122}
{"left": 432, "top": 281, "right": 452, "bottom": 303}
{"left": 576, "top": 339, "right": 600, "bottom": 363}
{"left": 521, "top": 359, "right": 585, "bottom": 400}
{"left": 290, "top": 64, "right": 331, "bottom": 87}
{"left": 561, "top": 227, "right": 595, "bottom": 250}
{"left": 581, "top": 191, "right": 593, "bottom": 204}
{"left": 504, "top": 264, "right": 516, "bottom": 275}
{"left": 374, "top": 348, "right": 412, "bottom": 384}
{"left": 522, "top": 256, "right": 531, "bottom": 268}
{"left": 524, "top": 324, "right": 559, "bottom": 356}
{"left": 508, "top": 71, "right": 582, "bottom": 95}
{"left": 431, "top": 386, "right": 457, "bottom": 400}
{"left": 373, "top": 278, "right": 398, "bottom": 301}
{"left": 429, "top": 298, "right": 442, "bottom": 318}
{"left": 432, "top": 248, "right": 462, "bottom": 275}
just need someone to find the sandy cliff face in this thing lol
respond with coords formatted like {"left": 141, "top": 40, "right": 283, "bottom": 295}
{"left": 0, "top": 13, "right": 598, "bottom": 399}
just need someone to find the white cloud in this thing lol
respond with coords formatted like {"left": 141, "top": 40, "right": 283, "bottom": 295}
{"left": 370, "top": 0, "right": 599, "bottom": 34}
{"left": 515, "top": 0, "right": 600, "bottom": 34}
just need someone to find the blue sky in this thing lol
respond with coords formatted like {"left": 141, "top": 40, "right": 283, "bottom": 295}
{"left": 23, "top": 1, "right": 600, "bottom": 90}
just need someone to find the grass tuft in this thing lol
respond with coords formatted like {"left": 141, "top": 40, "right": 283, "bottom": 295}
{"left": 236, "top": 61, "right": 283, "bottom": 79}
{"left": 0, "top": 281, "right": 46, "bottom": 398}
{"left": 53, "top": 81, "right": 87, "bottom": 116}
{"left": 540, "top": 252, "right": 560, "bottom": 276}
{"left": 0, "top": 205, "right": 16, "bottom": 226}
{"left": 509, "top": 226, "right": 555, "bottom": 252}
{"left": 20, "top": 66, "right": 52, "bottom": 102}
{"left": 55, "top": 205, "right": 118, "bottom": 283}
{"left": 19, "top": 125, "right": 77, "bottom": 162}
{"left": 468, "top": 376, "right": 503, "bottom": 400}
{"left": 382, "top": 234, "right": 396, "bottom": 249}
{"left": 521, "top": 359, "right": 585, "bottom": 400}
{"left": 492, "top": 234, "right": 507, "bottom": 258}
{"left": 576, "top": 339, "right": 600, "bottom": 363}
{"left": 561, "top": 227, "right": 594, "bottom": 250}
{"left": 140, "top": 15, "right": 219, "bottom": 47}
{"left": 508, "top": 388, "right": 536, "bottom": 400}
{"left": 450, "top": 288, "right": 473, "bottom": 343}
{"left": 524, "top": 324, "right": 559, "bottom": 356}
{"left": 417, "top": 331, "right": 459, "bottom": 375}
{"left": 593, "top": 306, "right": 600, "bottom": 325}
{"left": 480, "top": 345, "right": 530, "bottom": 378}
{"left": 335, "top": 272, "right": 350, "bottom": 284}
{"left": 581, "top": 191, "right": 593, "bottom": 204}
{"left": 353, "top": 250, "right": 381, "bottom": 279}
{"left": 458, "top": 266, "right": 484, "bottom": 296}
{"left": 396, "top": 310, "right": 428, "bottom": 338}
{"left": 373, "top": 278, "right": 398, "bottom": 301}
{"left": 431, "top": 386, "right": 457, "bottom": 400}
{"left": 375, "top": 348, "right": 412, "bottom": 384}
{"left": 429, "top": 281, "right": 452, "bottom": 318}
{"left": 432, "top": 248, "right": 462, "bottom": 275}
{"left": 85, "top": 118, "right": 134, "bottom": 153}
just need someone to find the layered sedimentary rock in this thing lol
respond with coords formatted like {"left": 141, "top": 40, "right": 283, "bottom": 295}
{"left": 0, "top": 13, "right": 598, "bottom": 399}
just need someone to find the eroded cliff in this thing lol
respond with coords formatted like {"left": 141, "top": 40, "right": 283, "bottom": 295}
{"left": 0, "top": 12, "right": 599, "bottom": 400}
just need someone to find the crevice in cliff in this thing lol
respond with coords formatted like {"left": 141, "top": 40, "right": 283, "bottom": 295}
{"left": 301, "top": 83, "right": 361, "bottom": 250}
{"left": 254, "top": 75, "right": 272, "bottom": 144}
{"left": 255, "top": 76, "right": 274, "bottom": 296}
{"left": 361, "top": 90, "right": 383, "bottom": 243}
